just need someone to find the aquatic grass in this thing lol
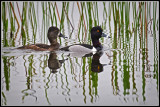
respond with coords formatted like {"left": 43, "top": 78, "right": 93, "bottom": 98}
{"left": 80, "top": 2, "right": 87, "bottom": 41}
{"left": 102, "top": 2, "right": 108, "bottom": 30}
{"left": 55, "top": 2, "right": 61, "bottom": 24}
{"left": 3, "top": 56, "right": 10, "bottom": 91}
{"left": 41, "top": 2, "right": 46, "bottom": 43}
{"left": 124, "top": 2, "right": 130, "bottom": 41}
{"left": 41, "top": 2, "right": 52, "bottom": 44}
{"left": 152, "top": 2, "right": 158, "bottom": 90}
{"left": 153, "top": 2, "right": 157, "bottom": 31}
{"left": 21, "top": 2, "right": 29, "bottom": 45}
{"left": 87, "top": 2, "right": 92, "bottom": 30}
{"left": 46, "top": 2, "right": 50, "bottom": 35}
{"left": 91, "top": 2, "right": 96, "bottom": 27}
{"left": 10, "top": 2, "right": 20, "bottom": 46}
{"left": 59, "top": 2, "right": 67, "bottom": 44}
{"left": 95, "top": 2, "right": 99, "bottom": 26}
{"left": 1, "top": 92, "right": 7, "bottom": 105}
{"left": 92, "top": 2, "right": 99, "bottom": 26}
{"left": 51, "top": 2, "right": 57, "bottom": 26}
{"left": 28, "top": 2, "right": 37, "bottom": 44}
{"left": 2, "top": 2, "right": 9, "bottom": 47}
{"left": 60, "top": 2, "right": 65, "bottom": 31}
{"left": 16, "top": 2, "right": 22, "bottom": 21}
{"left": 77, "top": 10, "right": 82, "bottom": 42}
{"left": 7, "top": 2, "right": 15, "bottom": 46}
{"left": 86, "top": 2, "right": 93, "bottom": 44}
{"left": 83, "top": 2, "right": 89, "bottom": 30}
{"left": 8, "top": 2, "right": 15, "bottom": 43}
{"left": 111, "top": 2, "right": 118, "bottom": 49}
{"left": 77, "top": 2, "right": 87, "bottom": 43}
{"left": 1, "top": 1, "right": 159, "bottom": 47}
{"left": 64, "top": 2, "right": 74, "bottom": 33}
{"left": 77, "top": 2, "right": 82, "bottom": 42}
{"left": 48, "top": 2, "right": 53, "bottom": 26}
{"left": 16, "top": 2, "right": 24, "bottom": 45}
{"left": 108, "top": 2, "right": 112, "bottom": 38}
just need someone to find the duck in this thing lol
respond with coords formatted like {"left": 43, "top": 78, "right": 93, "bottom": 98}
{"left": 17, "top": 26, "right": 66, "bottom": 51}
{"left": 60, "top": 26, "right": 110, "bottom": 53}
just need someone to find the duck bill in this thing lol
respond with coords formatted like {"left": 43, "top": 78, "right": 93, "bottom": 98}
{"left": 101, "top": 33, "right": 107, "bottom": 37}
{"left": 59, "top": 33, "right": 67, "bottom": 38}
{"left": 101, "top": 33, "right": 111, "bottom": 38}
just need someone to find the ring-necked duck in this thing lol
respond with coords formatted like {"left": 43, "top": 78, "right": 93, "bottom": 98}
{"left": 17, "top": 26, "right": 66, "bottom": 51}
{"left": 60, "top": 26, "right": 110, "bottom": 53}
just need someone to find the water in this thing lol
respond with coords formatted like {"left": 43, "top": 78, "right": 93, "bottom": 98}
{"left": 1, "top": 1, "right": 159, "bottom": 106}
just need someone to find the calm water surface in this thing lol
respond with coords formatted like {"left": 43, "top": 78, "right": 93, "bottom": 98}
{"left": 1, "top": 1, "right": 159, "bottom": 106}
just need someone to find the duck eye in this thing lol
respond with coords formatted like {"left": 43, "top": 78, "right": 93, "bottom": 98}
{"left": 97, "top": 30, "right": 99, "bottom": 32}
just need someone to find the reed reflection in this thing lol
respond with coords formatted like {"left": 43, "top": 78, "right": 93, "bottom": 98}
{"left": 89, "top": 51, "right": 107, "bottom": 103}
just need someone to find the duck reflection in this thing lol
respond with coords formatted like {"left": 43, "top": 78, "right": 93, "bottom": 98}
{"left": 91, "top": 51, "right": 107, "bottom": 73}
{"left": 64, "top": 51, "right": 107, "bottom": 73}
{"left": 48, "top": 52, "right": 67, "bottom": 73}
{"left": 67, "top": 52, "right": 93, "bottom": 58}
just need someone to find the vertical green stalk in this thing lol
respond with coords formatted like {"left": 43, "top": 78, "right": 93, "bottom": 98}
{"left": 83, "top": 2, "right": 88, "bottom": 29}
{"left": 8, "top": 2, "right": 15, "bottom": 45}
{"left": 125, "top": 2, "right": 130, "bottom": 41}
{"left": 52, "top": 3, "right": 57, "bottom": 26}
{"left": 28, "top": 2, "right": 37, "bottom": 44}
{"left": 42, "top": 2, "right": 46, "bottom": 43}
{"left": 2, "top": 2, "right": 9, "bottom": 47}
{"left": 21, "top": 2, "right": 30, "bottom": 45}
{"left": 60, "top": 2, "right": 65, "bottom": 31}
{"left": 3, "top": 56, "right": 10, "bottom": 91}
{"left": 103, "top": 2, "right": 107, "bottom": 30}
{"left": 153, "top": 2, "right": 157, "bottom": 31}
{"left": 87, "top": 2, "right": 92, "bottom": 44}
{"left": 48, "top": 2, "right": 53, "bottom": 25}
{"left": 95, "top": 2, "right": 99, "bottom": 25}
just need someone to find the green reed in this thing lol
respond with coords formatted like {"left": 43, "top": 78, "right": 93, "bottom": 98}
{"left": 102, "top": 2, "right": 108, "bottom": 30}
{"left": 1, "top": 91, "right": 7, "bottom": 105}
{"left": 83, "top": 2, "right": 89, "bottom": 30}
{"left": 21, "top": 2, "right": 28, "bottom": 45}
{"left": 51, "top": 3, "right": 57, "bottom": 26}
{"left": 60, "top": 2, "right": 66, "bottom": 31}
{"left": 2, "top": 2, "right": 9, "bottom": 47}
{"left": 28, "top": 2, "right": 37, "bottom": 44}
{"left": 77, "top": 2, "right": 83, "bottom": 42}
{"left": 41, "top": 2, "right": 46, "bottom": 43}
{"left": 48, "top": 2, "right": 53, "bottom": 26}
{"left": 2, "top": 56, "right": 10, "bottom": 91}
{"left": 153, "top": 2, "right": 157, "bottom": 31}
{"left": 8, "top": 2, "right": 15, "bottom": 40}
{"left": 1, "top": 1, "right": 159, "bottom": 47}
{"left": 87, "top": 2, "right": 92, "bottom": 30}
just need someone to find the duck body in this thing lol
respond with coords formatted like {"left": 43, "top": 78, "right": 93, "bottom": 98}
{"left": 60, "top": 44, "right": 95, "bottom": 53}
{"left": 60, "top": 26, "right": 109, "bottom": 53}
{"left": 17, "top": 43, "right": 60, "bottom": 51}
{"left": 17, "top": 26, "right": 66, "bottom": 51}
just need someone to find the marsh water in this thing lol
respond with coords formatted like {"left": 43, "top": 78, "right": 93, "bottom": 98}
{"left": 1, "top": 1, "right": 159, "bottom": 106}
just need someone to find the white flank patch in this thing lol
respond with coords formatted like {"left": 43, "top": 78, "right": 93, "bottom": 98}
{"left": 68, "top": 45, "right": 96, "bottom": 53}
{"left": 91, "top": 47, "right": 97, "bottom": 52}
